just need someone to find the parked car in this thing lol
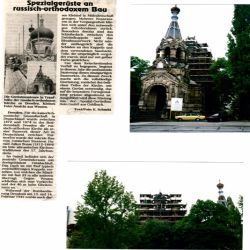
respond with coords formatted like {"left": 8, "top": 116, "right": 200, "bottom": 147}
{"left": 206, "top": 113, "right": 221, "bottom": 122}
{"left": 206, "top": 111, "right": 233, "bottom": 122}
{"left": 175, "top": 113, "right": 206, "bottom": 121}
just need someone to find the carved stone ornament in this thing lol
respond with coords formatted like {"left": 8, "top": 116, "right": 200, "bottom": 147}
{"left": 142, "top": 71, "right": 179, "bottom": 85}
{"left": 158, "top": 37, "right": 186, "bottom": 50}
{"left": 152, "top": 58, "right": 169, "bottom": 69}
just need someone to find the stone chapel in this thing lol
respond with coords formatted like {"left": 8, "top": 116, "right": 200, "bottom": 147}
{"left": 138, "top": 6, "right": 213, "bottom": 119}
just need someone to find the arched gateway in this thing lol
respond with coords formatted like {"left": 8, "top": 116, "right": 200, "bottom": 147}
{"left": 146, "top": 85, "right": 166, "bottom": 111}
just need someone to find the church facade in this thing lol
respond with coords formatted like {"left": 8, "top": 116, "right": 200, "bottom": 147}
{"left": 138, "top": 6, "right": 212, "bottom": 118}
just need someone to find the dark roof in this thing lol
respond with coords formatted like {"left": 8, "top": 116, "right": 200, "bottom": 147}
{"left": 30, "top": 19, "right": 54, "bottom": 40}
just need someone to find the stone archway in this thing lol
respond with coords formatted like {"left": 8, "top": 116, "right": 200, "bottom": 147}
{"left": 146, "top": 85, "right": 166, "bottom": 111}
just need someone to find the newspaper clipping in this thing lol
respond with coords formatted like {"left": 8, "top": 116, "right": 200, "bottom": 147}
{"left": 1, "top": 0, "right": 116, "bottom": 199}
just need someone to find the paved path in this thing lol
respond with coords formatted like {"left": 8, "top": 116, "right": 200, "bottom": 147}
{"left": 130, "top": 121, "right": 250, "bottom": 132}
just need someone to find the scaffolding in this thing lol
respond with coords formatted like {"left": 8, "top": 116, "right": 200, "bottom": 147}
{"left": 138, "top": 192, "right": 187, "bottom": 222}
{"left": 185, "top": 36, "right": 214, "bottom": 114}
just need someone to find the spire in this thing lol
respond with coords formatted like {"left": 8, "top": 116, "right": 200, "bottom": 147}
{"left": 37, "top": 65, "right": 44, "bottom": 78}
{"left": 217, "top": 180, "right": 227, "bottom": 207}
{"left": 165, "top": 5, "right": 182, "bottom": 39}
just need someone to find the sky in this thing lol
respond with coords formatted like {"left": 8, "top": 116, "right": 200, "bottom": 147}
{"left": 129, "top": 4, "right": 234, "bottom": 63}
{"left": 64, "top": 161, "right": 246, "bottom": 213}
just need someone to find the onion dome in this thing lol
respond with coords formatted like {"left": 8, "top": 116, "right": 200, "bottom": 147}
{"left": 29, "top": 24, "right": 35, "bottom": 33}
{"left": 30, "top": 18, "right": 54, "bottom": 40}
{"left": 217, "top": 181, "right": 224, "bottom": 189}
{"left": 218, "top": 195, "right": 226, "bottom": 201}
{"left": 171, "top": 5, "right": 180, "bottom": 15}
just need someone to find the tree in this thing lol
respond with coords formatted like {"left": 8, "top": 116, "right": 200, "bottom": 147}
{"left": 68, "top": 170, "right": 138, "bottom": 249}
{"left": 227, "top": 5, "right": 250, "bottom": 119}
{"left": 130, "top": 56, "right": 150, "bottom": 106}
{"left": 238, "top": 195, "right": 243, "bottom": 218}
{"left": 173, "top": 199, "right": 242, "bottom": 249}
{"left": 227, "top": 196, "right": 243, "bottom": 249}
{"left": 135, "top": 220, "right": 173, "bottom": 249}
{"left": 210, "top": 58, "right": 233, "bottom": 113}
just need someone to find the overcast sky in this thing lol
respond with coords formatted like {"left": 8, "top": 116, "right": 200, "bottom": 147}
{"left": 129, "top": 4, "right": 234, "bottom": 63}
{"left": 65, "top": 161, "right": 246, "bottom": 213}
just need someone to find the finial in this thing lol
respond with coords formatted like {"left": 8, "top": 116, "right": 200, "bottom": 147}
{"left": 29, "top": 21, "right": 35, "bottom": 33}
{"left": 40, "top": 15, "right": 44, "bottom": 27}
{"left": 217, "top": 180, "right": 224, "bottom": 189}
{"left": 171, "top": 5, "right": 180, "bottom": 15}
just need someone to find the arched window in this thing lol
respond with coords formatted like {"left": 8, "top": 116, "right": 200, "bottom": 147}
{"left": 165, "top": 47, "right": 170, "bottom": 60}
{"left": 176, "top": 48, "right": 181, "bottom": 60}
{"left": 156, "top": 62, "right": 164, "bottom": 69}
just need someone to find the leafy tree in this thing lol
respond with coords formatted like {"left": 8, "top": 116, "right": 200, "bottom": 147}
{"left": 227, "top": 196, "right": 243, "bottom": 249}
{"left": 130, "top": 56, "right": 150, "bottom": 106}
{"left": 173, "top": 199, "right": 242, "bottom": 249}
{"left": 68, "top": 170, "right": 138, "bottom": 249}
{"left": 210, "top": 58, "right": 233, "bottom": 113}
{"left": 68, "top": 170, "right": 244, "bottom": 249}
{"left": 238, "top": 195, "right": 243, "bottom": 218}
{"left": 135, "top": 219, "right": 173, "bottom": 249}
{"left": 227, "top": 5, "right": 250, "bottom": 119}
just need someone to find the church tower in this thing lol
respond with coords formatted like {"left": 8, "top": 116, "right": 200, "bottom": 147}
{"left": 155, "top": 5, "right": 186, "bottom": 65}
{"left": 138, "top": 6, "right": 192, "bottom": 118}
{"left": 217, "top": 180, "right": 227, "bottom": 207}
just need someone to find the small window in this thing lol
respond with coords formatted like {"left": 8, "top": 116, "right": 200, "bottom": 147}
{"left": 176, "top": 48, "right": 181, "bottom": 60}
{"left": 165, "top": 47, "right": 170, "bottom": 59}
{"left": 157, "top": 62, "right": 164, "bottom": 68}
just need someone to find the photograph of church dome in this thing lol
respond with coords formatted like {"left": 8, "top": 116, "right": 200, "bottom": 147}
{"left": 130, "top": 4, "right": 250, "bottom": 126}
{"left": 25, "top": 15, "right": 57, "bottom": 61}
{"left": 4, "top": 14, "right": 57, "bottom": 95}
